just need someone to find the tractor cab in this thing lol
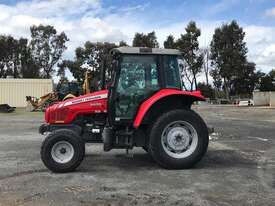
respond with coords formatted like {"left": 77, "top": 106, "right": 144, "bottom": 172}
{"left": 107, "top": 47, "right": 184, "bottom": 125}
{"left": 40, "top": 47, "right": 209, "bottom": 173}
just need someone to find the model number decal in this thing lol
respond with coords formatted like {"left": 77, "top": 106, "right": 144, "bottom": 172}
{"left": 90, "top": 102, "right": 102, "bottom": 106}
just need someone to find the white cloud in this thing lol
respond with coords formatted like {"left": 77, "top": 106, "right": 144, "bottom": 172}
{"left": 119, "top": 3, "right": 150, "bottom": 13}
{"left": 207, "top": 0, "right": 240, "bottom": 16}
{"left": 0, "top": 0, "right": 133, "bottom": 60}
{"left": 265, "top": 7, "right": 275, "bottom": 17}
{"left": 16, "top": 0, "right": 100, "bottom": 18}
{"left": 244, "top": 25, "right": 275, "bottom": 71}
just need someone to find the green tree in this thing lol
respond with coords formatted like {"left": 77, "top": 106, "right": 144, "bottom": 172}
{"left": 210, "top": 20, "right": 248, "bottom": 98}
{"left": 119, "top": 40, "right": 128, "bottom": 47}
{"left": 210, "top": 68, "right": 222, "bottom": 90}
{"left": 176, "top": 21, "right": 203, "bottom": 90}
{"left": 259, "top": 75, "right": 275, "bottom": 91}
{"left": 6, "top": 36, "right": 20, "bottom": 78}
{"left": 0, "top": 35, "right": 40, "bottom": 78}
{"left": 0, "top": 35, "right": 10, "bottom": 78}
{"left": 19, "top": 38, "right": 40, "bottom": 78}
{"left": 132, "top": 31, "right": 159, "bottom": 48}
{"left": 257, "top": 69, "right": 275, "bottom": 91}
{"left": 232, "top": 62, "right": 257, "bottom": 95}
{"left": 197, "top": 82, "right": 215, "bottom": 98}
{"left": 201, "top": 48, "right": 211, "bottom": 86}
{"left": 164, "top": 35, "right": 176, "bottom": 49}
{"left": 30, "top": 25, "right": 69, "bottom": 78}
{"left": 269, "top": 69, "right": 275, "bottom": 79}
{"left": 0, "top": 35, "right": 24, "bottom": 78}
{"left": 60, "top": 42, "right": 117, "bottom": 85}
{"left": 0, "top": 36, "right": 19, "bottom": 78}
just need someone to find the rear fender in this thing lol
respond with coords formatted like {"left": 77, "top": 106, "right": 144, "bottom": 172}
{"left": 133, "top": 89, "right": 205, "bottom": 128}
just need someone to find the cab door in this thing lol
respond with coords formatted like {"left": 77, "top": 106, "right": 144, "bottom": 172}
{"left": 111, "top": 55, "right": 160, "bottom": 124}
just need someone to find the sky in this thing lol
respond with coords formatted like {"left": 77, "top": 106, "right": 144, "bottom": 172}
{"left": 0, "top": 0, "right": 275, "bottom": 76}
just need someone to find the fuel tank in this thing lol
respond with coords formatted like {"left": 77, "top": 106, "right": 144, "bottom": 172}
{"left": 45, "top": 90, "right": 108, "bottom": 124}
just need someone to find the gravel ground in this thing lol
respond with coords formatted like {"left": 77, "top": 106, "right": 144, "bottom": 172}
{"left": 0, "top": 105, "right": 274, "bottom": 206}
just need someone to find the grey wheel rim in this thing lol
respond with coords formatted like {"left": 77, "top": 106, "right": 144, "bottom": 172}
{"left": 51, "top": 141, "right": 75, "bottom": 164}
{"left": 161, "top": 120, "right": 198, "bottom": 159}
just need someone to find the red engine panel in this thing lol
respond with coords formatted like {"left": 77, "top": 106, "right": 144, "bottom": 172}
{"left": 45, "top": 90, "right": 108, "bottom": 124}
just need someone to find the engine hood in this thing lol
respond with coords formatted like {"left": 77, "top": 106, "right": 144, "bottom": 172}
{"left": 45, "top": 90, "right": 108, "bottom": 124}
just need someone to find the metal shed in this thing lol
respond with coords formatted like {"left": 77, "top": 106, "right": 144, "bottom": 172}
{"left": 253, "top": 91, "right": 275, "bottom": 107}
{"left": 0, "top": 79, "right": 53, "bottom": 107}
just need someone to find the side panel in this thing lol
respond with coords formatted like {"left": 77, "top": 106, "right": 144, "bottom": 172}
{"left": 133, "top": 89, "right": 205, "bottom": 128}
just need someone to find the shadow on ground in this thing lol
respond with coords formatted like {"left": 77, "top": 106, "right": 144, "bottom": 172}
{"left": 78, "top": 148, "right": 258, "bottom": 172}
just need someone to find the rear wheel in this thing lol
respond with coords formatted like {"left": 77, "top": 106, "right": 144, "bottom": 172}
{"left": 149, "top": 109, "right": 209, "bottom": 169}
{"left": 41, "top": 129, "right": 85, "bottom": 173}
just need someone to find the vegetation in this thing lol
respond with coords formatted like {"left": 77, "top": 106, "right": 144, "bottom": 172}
{"left": 210, "top": 21, "right": 255, "bottom": 98}
{"left": 197, "top": 82, "right": 215, "bottom": 99}
{"left": 132, "top": 31, "right": 159, "bottom": 48}
{"left": 60, "top": 42, "right": 117, "bottom": 86}
{"left": 0, "top": 21, "right": 274, "bottom": 99}
{"left": 256, "top": 69, "right": 275, "bottom": 91}
{"left": 0, "top": 36, "right": 38, "bottom": 78}
{"left": 163, "top": 22, "right": 203, "bottom": 90}
{"left": 30, "top": 25, "right": 68, "bottom": 78}
{"left": 164, "top": 35, "right": 176, "bottom": 49}
{"left": 0, "top": 25, "right": 68, "bottom": 79}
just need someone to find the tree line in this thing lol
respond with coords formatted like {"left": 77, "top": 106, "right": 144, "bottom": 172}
{"left": 0, "top": 21, "right": 274, "bottom": 98}
{"left": 0, "top": 25, "right": 68, "bottom": 79}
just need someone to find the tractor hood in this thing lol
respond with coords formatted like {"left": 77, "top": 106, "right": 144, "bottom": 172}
{"left": 45, "top": 90, "right": 108, "bottom": 124}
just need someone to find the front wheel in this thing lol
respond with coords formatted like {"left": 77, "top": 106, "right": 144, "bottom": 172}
{"left": 41, "top": 129, "right": 85, "bottom": 173}
{"left": 149, "top": 109, "right": 209, "bottom": 169}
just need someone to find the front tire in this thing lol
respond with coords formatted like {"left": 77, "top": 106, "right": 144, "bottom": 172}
{"left": 41, "top": 129, "right": 85, "bottom": 173}
{"left": 149, "top": 109, "right": 209, "bottom": 169}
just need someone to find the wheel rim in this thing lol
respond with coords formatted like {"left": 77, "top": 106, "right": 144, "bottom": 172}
{"left": 161, "top": 120, "right": 198, "bottom": 159}
{"left": 51, "top": 141, "right": 75, "bottom": 164}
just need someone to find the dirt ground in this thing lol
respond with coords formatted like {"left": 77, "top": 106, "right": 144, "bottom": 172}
{"left": 0, "top": 105, "right": 274, "bottom": 206}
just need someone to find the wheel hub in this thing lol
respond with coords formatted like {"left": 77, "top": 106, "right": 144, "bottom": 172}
{"left": 161, "top": 121, "right": 199, "bottom": 159}
{"left": 51, "top": 141, "right": 74, "bottom": 164}
{"left": 60, "top": 147, "right": 67, "bottom": 154}
{"left": 166, "top": 127, "right": 191, "bottom": 151}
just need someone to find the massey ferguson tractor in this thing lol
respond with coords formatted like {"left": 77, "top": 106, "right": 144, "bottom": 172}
{"left": 39, "top": 47, "right": 209, "bottom": 173}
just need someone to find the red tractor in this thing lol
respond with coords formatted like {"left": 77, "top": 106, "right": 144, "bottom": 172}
{"left": 39, "top": 47, "right": 209, "bottom": 173}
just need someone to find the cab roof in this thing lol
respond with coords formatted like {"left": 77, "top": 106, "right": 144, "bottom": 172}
{"left": 111, "top": 47, "right": 181, "bottom": 56}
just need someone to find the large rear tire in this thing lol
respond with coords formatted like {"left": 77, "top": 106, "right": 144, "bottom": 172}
{"left": 149, "top": 109, "right": 209, "bottom": 169}
{"left": 41, "top": 129, "right": 85, "bottom": 173}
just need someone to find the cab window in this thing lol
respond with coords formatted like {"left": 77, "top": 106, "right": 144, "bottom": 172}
{"left": 116, "top": 55, "right": 160, "bottom": 119}
{"left": 163, "top": 55, "right": 182, "bottom": 89}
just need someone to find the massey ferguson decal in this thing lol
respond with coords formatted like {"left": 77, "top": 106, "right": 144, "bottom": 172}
{"left": 64, "top": 94, "right": 108, "bottom": 107}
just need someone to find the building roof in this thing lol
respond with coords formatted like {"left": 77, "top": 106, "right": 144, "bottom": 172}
{"left": 111, "top": 47, "right": 181, "bottom": 55}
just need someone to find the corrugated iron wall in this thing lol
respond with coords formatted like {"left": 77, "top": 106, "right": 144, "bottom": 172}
{"left": 253, "top": 91, "right": 275, "bottom": 107}
{"left": 0, "top": 79, "right": 53, "bottom": 107}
